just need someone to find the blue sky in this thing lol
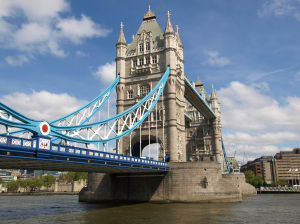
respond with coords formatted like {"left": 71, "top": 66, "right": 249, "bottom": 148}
{"left": 1, "top": 0, "right": 300, "bottom": 163}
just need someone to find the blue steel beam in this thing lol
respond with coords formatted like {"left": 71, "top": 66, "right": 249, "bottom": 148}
{"left": 0, "top": 135, "right": 168, "bottom": 173}
{"left": 49, "top": 67, "right": 170, "bottom": 144}
{"left": 0, "top": 67, "right": 169, "bottom": 145}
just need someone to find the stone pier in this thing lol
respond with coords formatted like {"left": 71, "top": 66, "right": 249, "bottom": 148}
{"left": 79, "top": 162, "right": 256, "bottom": 203}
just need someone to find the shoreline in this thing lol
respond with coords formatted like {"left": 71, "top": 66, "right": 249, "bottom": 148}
{"left": 0, "top": 192, "right": 79, "bottom": 196}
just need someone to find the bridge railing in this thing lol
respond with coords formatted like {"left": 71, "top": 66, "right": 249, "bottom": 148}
{"left": 0, "top": 135, "right": 169, "bottom": 169}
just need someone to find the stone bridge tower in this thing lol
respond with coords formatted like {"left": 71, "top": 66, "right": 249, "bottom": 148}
{"left": 116, "top": 7, "right": 186, "bottom": 162}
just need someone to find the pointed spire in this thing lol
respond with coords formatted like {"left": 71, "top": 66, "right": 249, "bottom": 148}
{"left": 117, "top": 22, "right": 126, "bottom": 44}
{"left": 164, "top": 11, "right": 174, "bottom": 34}
{"left": 211, "top": 84, "right": 218, "bottom": 100}
{"left": 175, "top": 25, "right": 183, "bottom": 47}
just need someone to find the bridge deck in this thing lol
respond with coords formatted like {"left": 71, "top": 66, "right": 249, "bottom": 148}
{"left": 0, "top": 135, "right": 168, "bottom": 173}
{"left": 184, "top": 75, "right": 216, "bottom": 120}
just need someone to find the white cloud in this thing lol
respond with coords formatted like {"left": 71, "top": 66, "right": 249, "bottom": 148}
{"left": 76, "top": 50, "right": 89, "bottom": 57}
{"left": 93, "top": 62, "right": 116, "bottom": 85}
{"left": 203, "top": 50, "right": 231, "bottom": 67}
{"left": 0, "top": 0, "right": 111, "bottom": 64}
{"left": 258, "top": 0, "right": 300, "bottom": 21}
{"left": 5, "top": 55, "right": 29, "bottom": 66}
{"left": 218, "top": 81, "right": 300, "bottom": 132}
{"left": 218, "top": 81, "right": 300, "bottom": 161}
{"left": 0, "top": 91, "right": 87, "bottom": 121}
{"left": 224, "top": 132, "right": 300, "bottom": 146}
{"left": 57, "top": 14, "right": 111, "bottom": 44}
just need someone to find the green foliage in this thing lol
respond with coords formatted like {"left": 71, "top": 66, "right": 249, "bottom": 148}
{"left": 40, "top": 175, "right": 56, "bottom": 189}
{"left": 6, "top": 180, "right": 20, "bottom": 192}
{"left": 27, "top": 177, "right": 43, "bottom": 192}
{"left": 0, "top": 177, "right": 4, "bottom": 185}
{"left": 245, "top": 170, "right": 264, "bottom": 188}
{"left": 58, "top": 173, "right": 68, "bottom": 182}
{"left": 277, "top": 178, "right": 288, "bottom": 187}
{"left": 17, "top": 179, "right": 29, "bottom": 191}
{"left": 59, "top": 172, "right": 88, "bottom": 182}
{"left": 67, "top": 172, "right": 88, "bottom": 181}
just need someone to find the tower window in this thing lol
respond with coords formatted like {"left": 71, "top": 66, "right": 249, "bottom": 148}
{"left": 128, "top": 90, "right": 133, "bottom": 99}
{"left": 140, "top": 85, "right": 150, "bottom": 96}
{"left": 152, "top": 56, "right": 157, "bottom": 64}
{"left": 146, "top": 57, "right": 150, "bottom": 64}
{"left": 146, "top": 42, "right": 150, "bottom": 51}
{"left": 133, "top": 60, "right": 137, "bottom": 67}
{"left": 139, "top": 44, "right": 144, "bottom": 52}
{"left": 139, "top": 58, "right": 144, "bottom": 65}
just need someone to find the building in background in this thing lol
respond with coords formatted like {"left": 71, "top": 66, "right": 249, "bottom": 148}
{"left": 241, "top": 148, "right": 300, "bottom": 185}
{"left": 273, "top": 148, "right": 300, "bottom": 185}
{"left": 241, "top": 156, "right": 274, "bottom": 184}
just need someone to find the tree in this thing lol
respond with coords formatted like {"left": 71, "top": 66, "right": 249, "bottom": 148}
{"left": 17, "top": 179, "right": 29, "bottom": 192}
{"left": 6, "top": 180, "right": 20, "bottom": 192}
{"left": 66, "top": 172, "right": 88, "bottom": 181}
{"left": 59, "top": 172, "right": 88, "bottom": 182}
{"left": 40, "top": 175, "right": 56, "bottom": 189}
{"left": 245, "top": 170, "right": 264, "bottom": 188}
{"left": 27, "top": 177, "right": 43, "bottom": 192}
{"left": 0, "top": 177, "right": 4, "bottom": 185}
{"left": 277, "top": 178, "right": 288, "bottom": 187}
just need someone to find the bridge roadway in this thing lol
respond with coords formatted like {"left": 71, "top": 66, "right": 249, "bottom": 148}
{"left": 184, "top": 75, "right": 216, "bottom": 120}
{"left": 0, "top": 135, "right": 168, "bottom": 173}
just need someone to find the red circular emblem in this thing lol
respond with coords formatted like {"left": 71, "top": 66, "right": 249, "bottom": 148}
{"left": 42, "top": 124, "right": 48, "bottom": 133}
{"left": 39, "top": 121, "right": 50, "bottom": 135}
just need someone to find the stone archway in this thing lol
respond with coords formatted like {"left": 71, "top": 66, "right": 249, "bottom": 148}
{"left": 129, "top": 135, "right": 165, "bottom": 160}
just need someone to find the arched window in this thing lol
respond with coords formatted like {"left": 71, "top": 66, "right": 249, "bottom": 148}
{"left": 140, "top": 85, "right": 150, "bottom": 96}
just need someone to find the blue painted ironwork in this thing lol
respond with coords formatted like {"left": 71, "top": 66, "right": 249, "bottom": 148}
{"left": 1, "top": 75, "right": 120, "bottom": 137}
{"left": 51, "top": 75, "right": 120, "bottom": 126}
{"left": 222, "top": 136, "right": 230, "bottom": 173}
{"left": 0, "top": 135, "right": 168, "bottom": 171}
{"left": 49, "top": 66, "right": 170, "bottom": 144}
{"left": 0, "top": 68, "right": 169, "bottom": 145}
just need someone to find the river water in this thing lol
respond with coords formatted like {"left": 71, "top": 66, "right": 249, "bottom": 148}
{"left": 0, "top": 194, "right": 299, "bottom": 224}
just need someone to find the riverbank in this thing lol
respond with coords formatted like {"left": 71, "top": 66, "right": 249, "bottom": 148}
{"left": 0, "top": 191, "right": 79, "bottom": 196}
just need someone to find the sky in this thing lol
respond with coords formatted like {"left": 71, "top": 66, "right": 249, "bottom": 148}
{"left": 0, "top": 0, "right": 300, "bottom": 163}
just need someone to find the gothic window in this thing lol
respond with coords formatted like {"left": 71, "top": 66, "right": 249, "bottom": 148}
{"left": 146, "top": 42, "right": 150, "bottom": 51}
{"left": 128, "top": 90, "right": 133, "bottom": 99}
{"left": 140, "top": 84, "right": 150, "bottom": 96}
{"left": 139, "top": 44, "right": 144, "bottom": 52}
{"left": 133, "top": 60, "right": 137, "bottom": 67}
{"left": 146, "top": 57, "right": 150, "bottom": 64}
{"left": 152, "top": 55, "right": 157, "bottom": 64}
{"left": 139, "top": 58, "right": 144, "bottom": 65}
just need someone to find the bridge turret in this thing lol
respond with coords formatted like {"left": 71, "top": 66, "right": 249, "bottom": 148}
{"left": 116, "top": 22, "right": 127, "bottom": 154}
{"left": 164, "top": 11, "right": 186, "bottom": 162}
{"left": 210, "top": 85, "right": 223, "bottom": 170}
{"left": 116, "top": 22, "right": 127, "bottom": 79}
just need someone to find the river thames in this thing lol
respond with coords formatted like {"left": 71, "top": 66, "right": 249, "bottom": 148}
{"left": 0, "top": 194, "right": 299, "bottom": 224}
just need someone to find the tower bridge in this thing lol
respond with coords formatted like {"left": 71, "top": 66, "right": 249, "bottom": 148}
{"left": 0, "top": 7, "right": 256, "bottom": 202}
